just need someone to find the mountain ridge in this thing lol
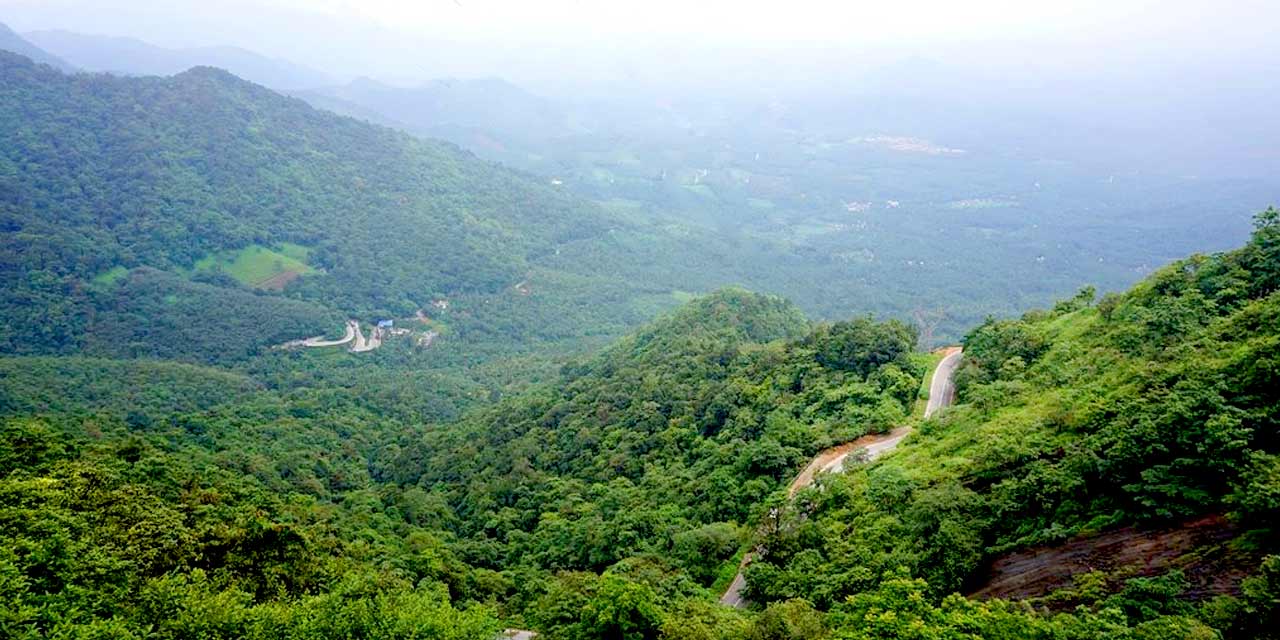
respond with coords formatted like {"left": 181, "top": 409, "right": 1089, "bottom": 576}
{"left": 0, "top": 21, "right": 73, "bottom": 70}
{"left": 23, "top": 28, "right": 331, "bottom": 89}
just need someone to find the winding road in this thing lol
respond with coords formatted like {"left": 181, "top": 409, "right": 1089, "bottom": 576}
{"left": 348, "top": 322, "right": 382, "bottom": 352}
{"left": 296, "top": 322, "right": 358, "bottom": 348}
{"left": 924, "top": 347, "right": 963, "bottom": 418}
{"left": 276, "top": 320, "right": 390, "bottom": 353}
{"left": 719, "top": 347, "right": 964, "bottom": 608}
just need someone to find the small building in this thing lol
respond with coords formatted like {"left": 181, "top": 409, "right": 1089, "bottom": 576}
{"left": 377, "top": 319, "right": 393, "bottom": 329}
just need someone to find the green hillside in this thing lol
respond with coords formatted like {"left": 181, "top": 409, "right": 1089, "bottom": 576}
{"left": 736, "top": 209, "right": 1280, "bottom": 637}
{"left": 0, "top": 50, "right": 629, "bottom": 361}
{"left": 0, "top": 288, "right": 926, "bottom": 637}
{"left": 189, "top": 243, "right": 316, "bottom": 289}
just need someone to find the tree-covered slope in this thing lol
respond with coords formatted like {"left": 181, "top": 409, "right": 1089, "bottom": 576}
{"left": 737, "top": 209, "right": 1280, "bottom": 638}
{"left": 0, "top": 50, "right": 618, "bottom": 358}
{"left": 0, "top": 289, "right": 929, "bottom": 637}
{"left": 0, "top": 354, "right": 260, "bottom": 417}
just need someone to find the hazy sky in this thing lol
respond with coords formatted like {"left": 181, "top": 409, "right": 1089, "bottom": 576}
{"left": 160, "top": 0, "right": 1272, "bottom": 49}
{"left": 269, "top": 0, "right": 1143, "bottom": 45}
{"left": 1, "top": 0, "right": 1276, "bottom": 89}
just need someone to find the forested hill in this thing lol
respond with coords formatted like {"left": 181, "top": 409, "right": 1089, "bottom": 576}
{"left": 0, "top": 50, "right": 627, "bottom": 358}
{"left": 735, "top": 209, "right": 1280, "bottom": 638}
{"left": 22, "top": 29, "right": 332, "bottom": 90}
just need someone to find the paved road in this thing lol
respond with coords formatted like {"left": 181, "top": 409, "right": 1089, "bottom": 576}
{"left": 291, "top": 319, "right": 386, "bottom": 353}
{"left": 301, "top": 320, "right": 358, "bottom": 347}
{"left": 925, "top": 347, "right": 963, "bottom": 418}
{"left": 349, "top": 322, "right": 381, "bottom": 352}
{"left": 719, "top": 347, "right": 963, "bottom": 608}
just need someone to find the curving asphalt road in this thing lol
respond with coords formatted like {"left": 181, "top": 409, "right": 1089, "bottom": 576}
{"left": 299, "top": 320, "right": 359, "bottom": 347}
{"left": 349, "top": 321, "right": 381, "bottom": 352}
{"left": 277, "top": 320, "right": 388, "bottom": 353}
{"left": 719, "top": 347, "right": 963, "bottom": 608}
{"left": 925, "top": 347, "right": 963, "bottom": 418}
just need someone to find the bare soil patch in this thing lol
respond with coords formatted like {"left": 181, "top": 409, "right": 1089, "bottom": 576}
{"left": 968, "top": 514, "right": 1257, "bottom": 606}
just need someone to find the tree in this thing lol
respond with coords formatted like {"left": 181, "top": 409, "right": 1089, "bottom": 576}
{"left": 810, "top": 318, "right": 916, "bottom": 377}
{"left": 576, "top": 575, "right": 663, "bottom": 640}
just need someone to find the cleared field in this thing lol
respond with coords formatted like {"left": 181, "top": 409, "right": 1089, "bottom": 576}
{"left": 191, "top": 243, "right": 317, "bottom": 289}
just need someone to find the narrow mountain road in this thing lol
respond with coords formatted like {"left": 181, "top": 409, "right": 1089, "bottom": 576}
{"left": 289, "top": 320, "right": 358, "bottom": 347}
{"left": 719, "top": 347, "right": 963, "bottom": 608}
{"left": 349, "top": 322, "right": 380, "bottom": 352}
{"left": 278, "top": 320, "right": 388, "bottom": 353}
{"left": 925, "top": 347, "right": 962, "bottom": 418}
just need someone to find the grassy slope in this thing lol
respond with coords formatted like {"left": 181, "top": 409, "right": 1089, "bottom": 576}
{"left": 190, "top": 243, "right": 317, "bottom": 288}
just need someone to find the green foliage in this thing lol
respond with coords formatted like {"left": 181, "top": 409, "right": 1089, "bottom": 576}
{"left": 672, "top": 523, "right": 744, "bottom": 584}
{"left": 578, "top": 575, "right": 664, "bottom": 640}
{"left": 190, "top": 243, "right": 316, "bottom": 288}
{"left": 1245, "top": 206, "right": 1280, "bottom": 296}
{"left": 0, "top": 417, "right": 499, "bottom": 637}
{"left": 0, "top": 50, "right": 678, "bottom": 366}
{"left": 953, "top": 315, "right": 1048, "bottom": 393}
{"left": 392, "top": 291, "right": 921, "bottom": 584}
{"left": 2, "top": 225, "right": 1277, "bottom": 637}
{"left": 744, "top": 213, "right": 1280, "bottom": 624}
{"left": 81, "top": 268, "right": 345, "bottom": 364}
{"left": 0, "top": 355, "right": 260, "bottom": 417}
{"left": 824, "top": 570, "right": 1221, "bottom": 640}
{"left": 809, "top": 317, "right": 917, "bottom": 377}
{"left": 747, "top": 600, "right": 827, "bottom": 640}
{"left": 1231, "top": 453, "right": 1280, "bottom": 528}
